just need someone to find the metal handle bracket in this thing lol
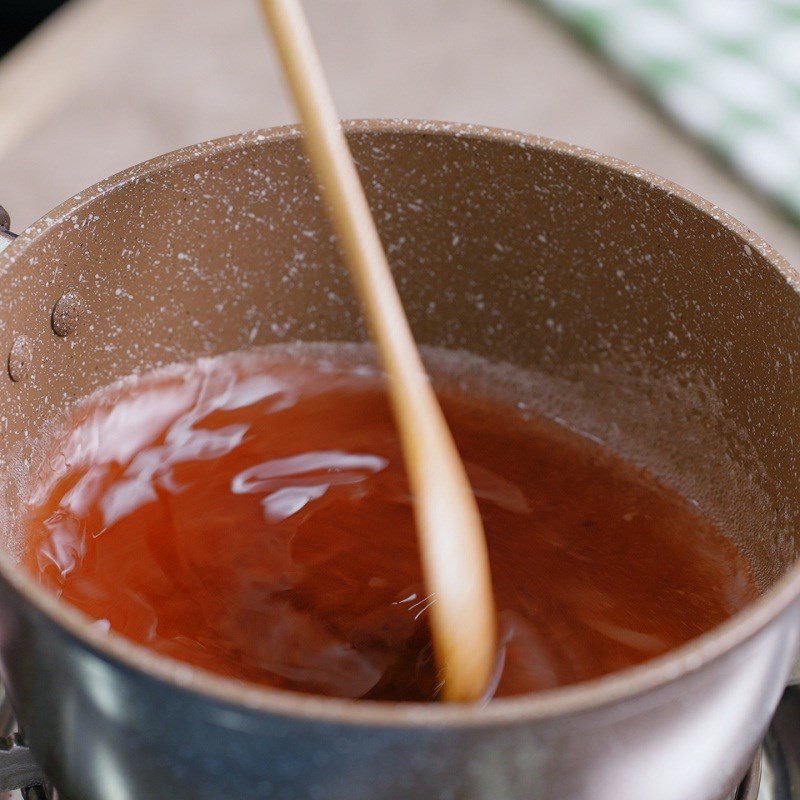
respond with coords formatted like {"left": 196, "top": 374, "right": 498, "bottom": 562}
{"left": 0, "top": 206, "right": 18, "bottom": 252}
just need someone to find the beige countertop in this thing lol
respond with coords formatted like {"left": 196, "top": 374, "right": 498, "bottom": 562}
{"left": 1, "top": 0, "right": 798, "bottom": 266}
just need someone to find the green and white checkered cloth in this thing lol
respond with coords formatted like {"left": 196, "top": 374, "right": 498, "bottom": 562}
{"left": 537, "top": 0, "right": 800, "bottom": 220}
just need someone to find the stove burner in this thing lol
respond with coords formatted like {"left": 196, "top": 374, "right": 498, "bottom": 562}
{"left": 754, "top": 685, "right": 800, "bottom": 799}
{"left": 735, "top": 754, "right": 762, "bottom": 800}
{"left": 0, "top": 687, "right": 798, "bottom": 799}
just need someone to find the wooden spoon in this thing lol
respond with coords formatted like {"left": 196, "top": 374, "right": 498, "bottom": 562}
{"left": 258, "top": 0, "right": 497, "bottom": 701}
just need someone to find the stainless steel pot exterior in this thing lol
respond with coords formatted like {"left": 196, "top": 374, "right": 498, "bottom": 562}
{"left": 0, "top": 121, "right": 799, "bottom": 800}
{"left": 0, "top": 576, "right": 797, "bottom": 800}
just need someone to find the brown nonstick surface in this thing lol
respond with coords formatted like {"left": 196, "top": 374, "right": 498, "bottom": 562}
{"left": 2, "top": 122, "right": 798, "bottom": 583}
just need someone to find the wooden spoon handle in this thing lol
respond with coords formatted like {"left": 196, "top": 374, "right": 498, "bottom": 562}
{"left": 259, "top": 0, "right": 497, "bottom": 702}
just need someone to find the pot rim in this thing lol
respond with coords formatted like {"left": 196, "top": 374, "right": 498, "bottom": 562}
{"left": 2, "top": 118, "right": 799, "bottom": 728}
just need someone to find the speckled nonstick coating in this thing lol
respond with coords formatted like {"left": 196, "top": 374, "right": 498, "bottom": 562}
{"left": 0, "top": 120, "right": 798, "bottom": 800}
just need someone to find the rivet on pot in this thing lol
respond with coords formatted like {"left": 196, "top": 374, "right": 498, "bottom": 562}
{"left": 8, "top": 336, "right": 33, "bottom": 382}
{"left": 52, "top": 291, "right": 83, "bottom": 337}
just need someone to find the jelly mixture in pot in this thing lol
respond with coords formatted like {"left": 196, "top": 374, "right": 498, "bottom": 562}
{"left": 23, "top": 345, "right": 756, "bottom": 701}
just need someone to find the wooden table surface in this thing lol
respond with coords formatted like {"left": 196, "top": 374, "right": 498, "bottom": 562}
{"left": 1, "top": 0, "right": 798, "bottom": 266}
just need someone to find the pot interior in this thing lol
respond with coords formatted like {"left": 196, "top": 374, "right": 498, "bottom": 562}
{"left": 0, "top": 122, "right": 798, "bottom": 607}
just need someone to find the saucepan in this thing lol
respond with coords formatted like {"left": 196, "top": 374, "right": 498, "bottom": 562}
{"left": 0, "top": 120, "right": 798, "bottom": 800}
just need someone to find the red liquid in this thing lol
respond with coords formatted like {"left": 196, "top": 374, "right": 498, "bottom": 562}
{"left": 23, "top": 346, "right": 756, "bottom": 701}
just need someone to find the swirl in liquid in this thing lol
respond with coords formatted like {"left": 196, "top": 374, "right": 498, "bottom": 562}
{"left": 23, "top": 346, "right": 755, "bottom": 701}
